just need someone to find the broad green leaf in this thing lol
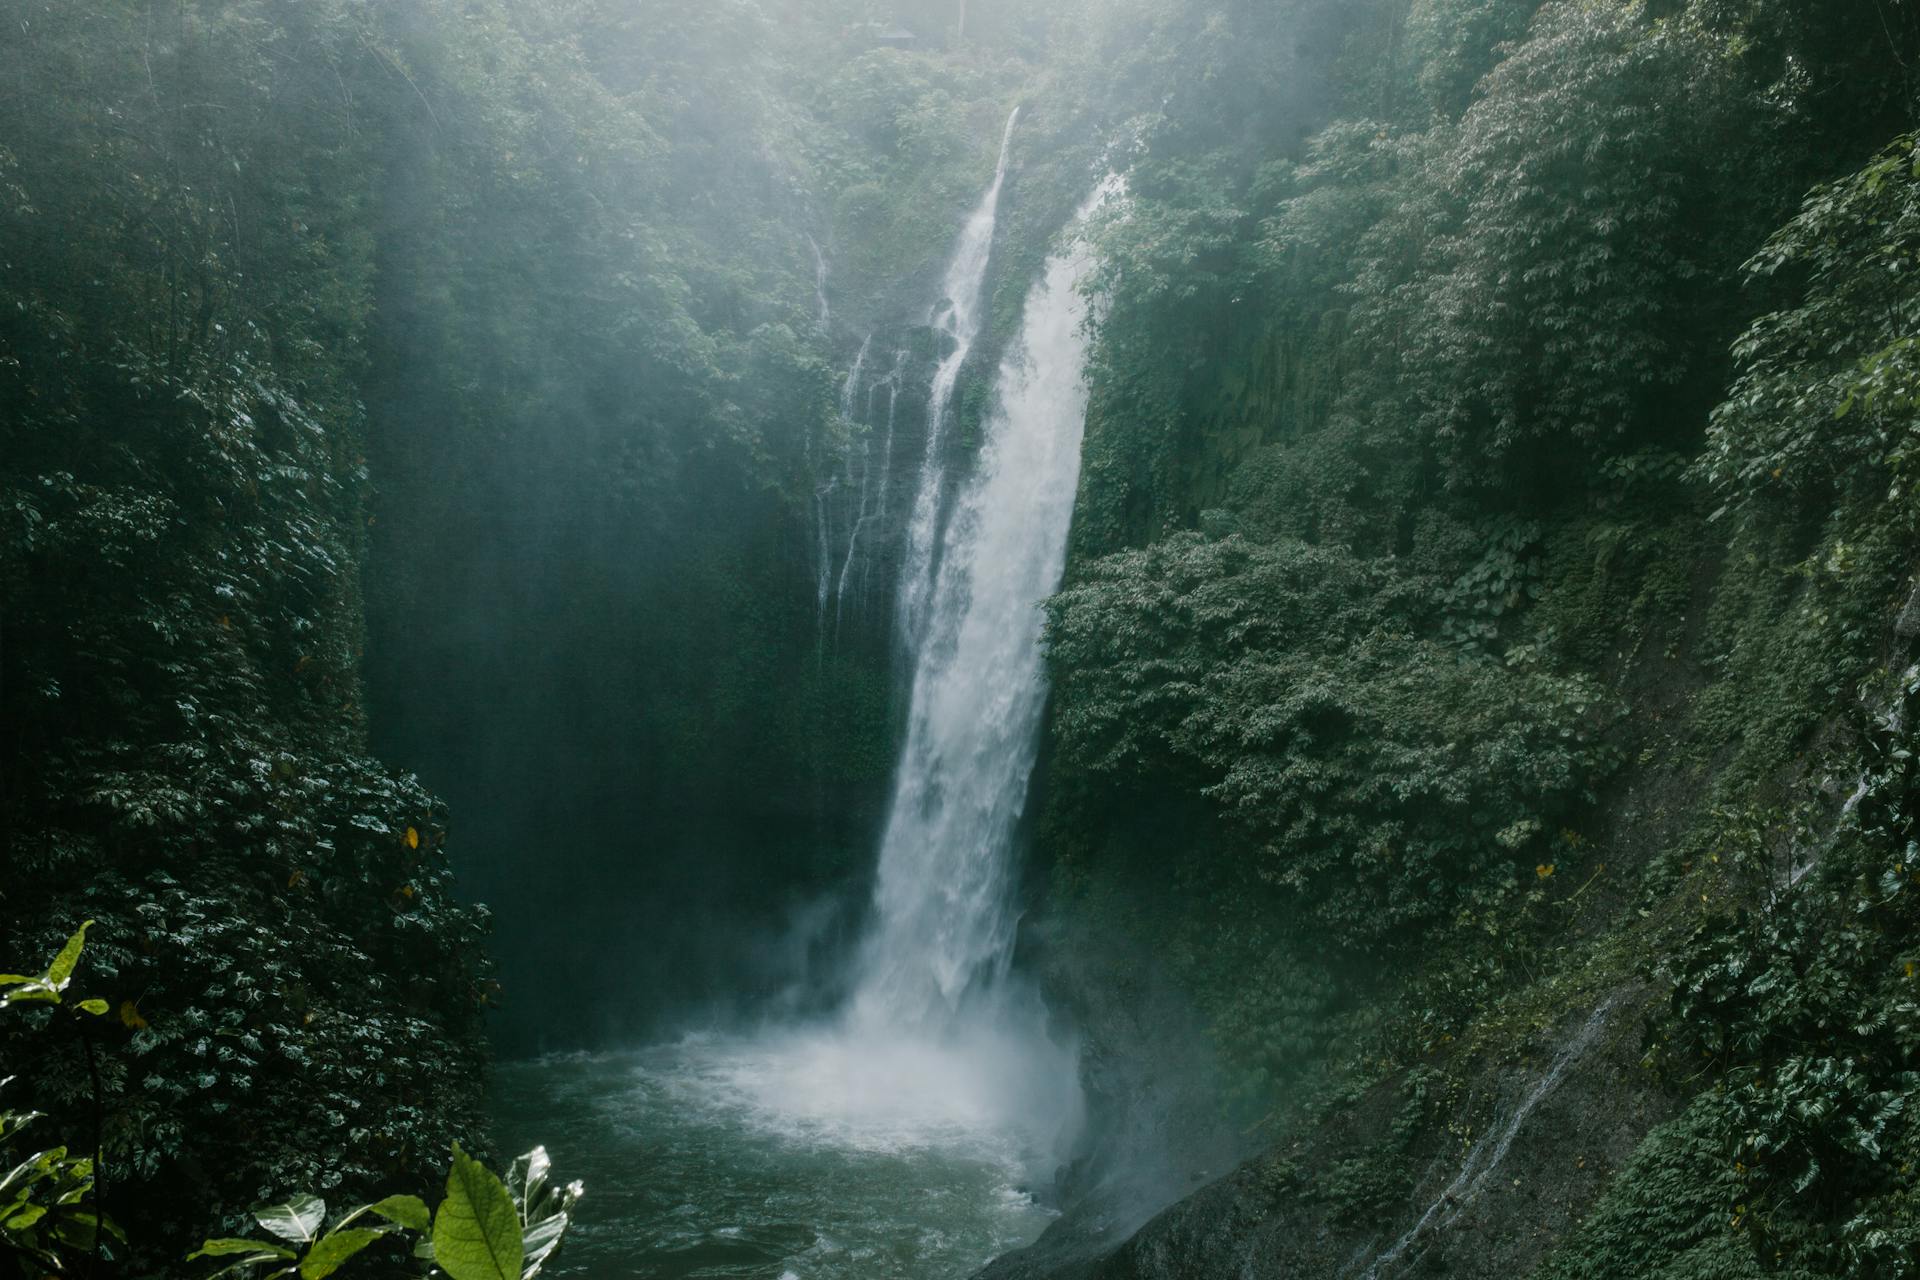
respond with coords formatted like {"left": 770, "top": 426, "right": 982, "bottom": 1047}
{"left": 0, "top": 1109, "right": 45, "bottom": 1141}
{"left": 255, "top": 1194, "right": 326, "bottom": 1245}
{"left": 299, "top": 1228, "right": 387, "bottom": 1279}
{"left": 0, "top": 1148, "right": 66, "bottom": 1199}
{"left": 190, "top": 1238, "right": 298, "bottom": 1261}
{"left": 4, "top": 1203, "right": 46, "bottom": 1230}
{"left": 365, "top": 1194, "right": 430, "bottom": 1232}
{"left": 0, "top": 976, "right": 31, "bottom": 986}
{"left": 432, "top": 1143, "right": 523, "bottom": 1280}
{"left": 76, "top": 999, "right": 108, "bottom": 1016}
{"left": 46, "top": 922, "right": 92, "bottom": 990}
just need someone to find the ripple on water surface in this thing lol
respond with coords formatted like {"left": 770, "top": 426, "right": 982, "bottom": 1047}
{"left": 490, "top": 1034, "right": 1064, "bottom": 1280}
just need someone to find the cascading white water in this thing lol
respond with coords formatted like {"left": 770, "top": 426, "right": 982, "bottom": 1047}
{"left": 711, "top": 179, "right": 1117, "bottom": 1179}
{"left": 707, "top": 158, "right": 1119, "bottom": 1218}
{"left": 853, "top": 175, "right": 1123, "bottom": 1039}
{"left": 896, "top": 107, "right": 1021, "bottom": 653}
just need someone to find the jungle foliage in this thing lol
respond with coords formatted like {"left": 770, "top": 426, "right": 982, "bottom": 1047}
{"left": 0, "top": 0, "right": 1078, "bottom": 1257}
{"left": 11, "top": 0, "right": 1920, "bottom": 1274}
{"left": 1, "top": 923, "right": 581, "bottom": 1280}
{"left": 0, "top": 1, "right": 499, "bottom": 1262}
{"left": 1029, "top": 0, "right": 1920, "bottom": 1272}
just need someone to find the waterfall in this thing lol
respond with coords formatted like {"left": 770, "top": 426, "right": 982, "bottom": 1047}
{"left": 852, "top": 175, "right": 1123, "bottom": 1033}
{"left": 716, "top": 176, "right": 1117, "bottom": 1185}
{"left": 895, "top": 107, "right": 1021, "bottom": 654}
{"left": 840, "top": 333, "right": 871, "bottom": 422}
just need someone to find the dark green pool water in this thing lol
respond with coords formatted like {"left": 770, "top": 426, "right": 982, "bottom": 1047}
{"left": 491, "top": 1030, "right": 1074, "bottom": 1279}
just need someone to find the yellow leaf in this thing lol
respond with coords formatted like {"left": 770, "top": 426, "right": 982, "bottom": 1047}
{"left": 1536, "top": 863, "right": 1555, "bottom": 878}
{"left": 118, "top": 1000, "right": 147, "bottom": 1030}
{"left": 405, "top": 826, "right": 420, "bottom": 850}
{"left": 288, "top": 869, "right": 305, "bottom": 889}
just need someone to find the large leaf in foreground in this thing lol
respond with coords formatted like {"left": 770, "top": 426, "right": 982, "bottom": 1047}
{"left": 433, "top": 1143, "right": 522, "bottom": 1280}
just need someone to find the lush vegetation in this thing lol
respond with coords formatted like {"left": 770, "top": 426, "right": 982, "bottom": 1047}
{"left": 0, "top": 0, "right": 1056, "bottom": 1256}
{"left": 10, "top": 0, "right": 1920, "bottom": 1275}
{"left": 1022, "top": 0, "right": 1920, "bottom": 1274}
{"left": 0, "top": 2, "right": 496, "bottom": 1261}
{"left": 2, "top": 925, "right": 580, "bottom": 1279}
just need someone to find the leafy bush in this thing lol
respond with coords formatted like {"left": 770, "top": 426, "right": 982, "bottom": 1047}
{"left": 4, "top": 922, "right": 579, "bottom": 1280}
{"left": 1404, "top": 0, "right": 1540, "bottom": 119}
{"left": 1344, "top": 3, "right": 1739, "bottom": 486}
{"left": 1044, "top": 532, "right": 1613, "bottom": 947}
{"left": 190, "top": 1144, "right": 580, "bottom": 1280}
{"left": 1701, "top": 134, "right": 1920, "bottom": 522}
{"left": 1, "top": 923, "right": 124, "bottom": 1276}
{"left": 1656, "top": 664, "right": 1920, "bottom": 1275}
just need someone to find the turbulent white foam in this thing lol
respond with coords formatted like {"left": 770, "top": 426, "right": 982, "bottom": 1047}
{"left": 657, "top": 1004, "right": 1080, "bottom": 1168}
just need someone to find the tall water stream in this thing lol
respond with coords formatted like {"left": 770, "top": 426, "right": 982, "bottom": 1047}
{"left": 498, "top": 132, "right": 1117, "bottom": 1280}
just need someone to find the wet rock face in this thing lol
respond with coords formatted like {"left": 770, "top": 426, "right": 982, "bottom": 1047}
{"left": 982, "top": 987, "right": 1677, "bottom": 1280}
{"left": 974, "top": 916, "right": 1251, "bottom": 1280}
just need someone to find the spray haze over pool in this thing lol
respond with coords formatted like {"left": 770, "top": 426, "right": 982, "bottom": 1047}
{"left": 495, "top": 150, "right": 1122, "bottom": 1278}
{"left": 491, "top": 1036, "right": 1059, "bottom": 1280}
